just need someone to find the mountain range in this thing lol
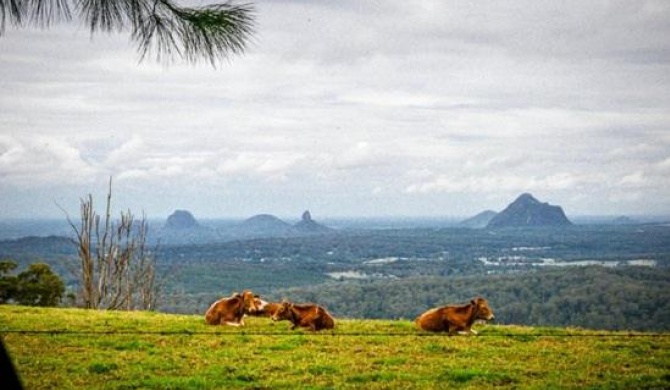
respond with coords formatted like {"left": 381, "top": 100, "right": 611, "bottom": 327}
{"left": 164, "top": 194, "right": 571, "bottom": 241}
{"left": 159, "top": 209, "right": 333, "bottom": 243}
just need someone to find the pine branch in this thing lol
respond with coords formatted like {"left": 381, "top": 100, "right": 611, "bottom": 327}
{"left": 136, "top": 1, "right": 255, "bottom": 65}
{"left": 0, "top": 0, "right": 255, "bottom": 65}
{"left": 0, "top": 0, "right": 71, "bottom": 30}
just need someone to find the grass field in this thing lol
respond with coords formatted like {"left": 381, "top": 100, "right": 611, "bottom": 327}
{"left": 1, "top": 305, "right": 669, "bottom": 389}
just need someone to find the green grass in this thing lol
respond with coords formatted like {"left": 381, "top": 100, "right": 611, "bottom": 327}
{"left": 1, "top": 305, "right": 669, "bottom": 389}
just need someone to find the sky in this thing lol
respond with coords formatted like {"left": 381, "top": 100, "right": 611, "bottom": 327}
{"left": 1, "top": 0, "right": 669, "bottom": 220}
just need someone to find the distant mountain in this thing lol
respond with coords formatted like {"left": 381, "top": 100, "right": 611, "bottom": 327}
{"left": 459, "top": 210, "right": 498, "bottom": 229}
{"left": 487, "top": 193, "right": 572, "bottom": 228}
{"left": 238, "top": 214, "right": 296, "bottom": 237}
{"left": 294, "top": 210, "right": 333, "bottom": 234}
{"left": 165, "top": 210, "right": 199, "bottom": 229}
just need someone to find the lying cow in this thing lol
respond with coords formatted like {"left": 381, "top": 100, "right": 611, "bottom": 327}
{"left": 271, "top": 301, "right": 335, "bottom": 331}
{"left": 204, "top": 290, "right": 264, "bottom": 326}
{"left": 416, "top": 297, "right": 495, "bottom": 335}
{"left": 247, "top": 300, "right": 282, "bottom": 318}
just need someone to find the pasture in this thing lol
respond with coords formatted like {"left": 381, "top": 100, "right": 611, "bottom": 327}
{"left": 1, "top": 305, "right": 669, "bottom": 389}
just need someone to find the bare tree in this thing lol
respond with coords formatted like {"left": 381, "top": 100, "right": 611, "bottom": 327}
{"left": 64, "top": 177, "right": 163, "bottom": 310}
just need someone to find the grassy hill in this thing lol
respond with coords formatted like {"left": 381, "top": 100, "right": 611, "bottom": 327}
{"left": 1, "top": 305, "right": 668, "bottom": 389}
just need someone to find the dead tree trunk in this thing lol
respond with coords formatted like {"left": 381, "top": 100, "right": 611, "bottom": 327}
{"left": 65, "top": 177, "right": 162, "bottom": 310}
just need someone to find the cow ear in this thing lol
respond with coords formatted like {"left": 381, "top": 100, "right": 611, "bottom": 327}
{"left": 471, "top": 299, "right": 476, "bottom": 305}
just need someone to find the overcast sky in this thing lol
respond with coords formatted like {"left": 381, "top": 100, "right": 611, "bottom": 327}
{"left": 1, "top": 1, "right": 669, "bottom": 220}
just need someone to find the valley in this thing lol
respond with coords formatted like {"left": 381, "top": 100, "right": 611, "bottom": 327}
{"left": 1, "top": 219, "right": 669, "bottom": 331}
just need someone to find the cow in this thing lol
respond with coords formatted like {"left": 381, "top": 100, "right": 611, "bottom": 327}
{"left": 415, "top": 297, "right": 495, "bottom": 335}
{"left": 271, "top": 301, "right": 335, "bottom": 331}
{"left": 247, "top": 300, "right": 282, "bottom": 318}
{"left": 204, "top": 290, "right": 264, "bottom": 326}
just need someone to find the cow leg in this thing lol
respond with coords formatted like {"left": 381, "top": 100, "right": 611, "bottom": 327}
{"left": 225, "top": 321, "right": 242, "bottom": 327}
{"left": 445, "top": 321, "right": 456, "bottom": 336}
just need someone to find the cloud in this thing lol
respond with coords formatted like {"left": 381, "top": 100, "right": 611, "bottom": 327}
{"left": 1, "top": 1, "right": 669, "bottom": 218}
{"left": 214, "top": 150, "right": 306, "bottom": 182}
{"left": 405, "top": 171, "right": 586, "bottom": 195}
{"left": 0, "top": 134, "right": 96, "bottom": 187}
{"left": 331, "top": 141, "right": 389, "bottom": 170}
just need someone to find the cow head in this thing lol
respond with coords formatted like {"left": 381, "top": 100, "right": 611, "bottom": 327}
{"left": 472, "top": 297, "right": 495, "bottom": 321}
{"left": 241, "top": 290, "right": 263, "bottom": 314}
{"left": 255, "top": 298, "right": 270, "bottom": 313}
{"left": 271, "top": 300, "right": 293, "bottom": 322}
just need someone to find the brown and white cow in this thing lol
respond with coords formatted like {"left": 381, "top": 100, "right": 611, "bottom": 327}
{"left": 248, "top": 300, "right": 282, "bottom": 318}
{"left": 271, "top": 301, "right": 335, "bottom": 331}
{"left": 415, "top": 297, "right": 495, "bottom": 335}
{"left": 204, "top": 290, "right": 264, "bottom": 326}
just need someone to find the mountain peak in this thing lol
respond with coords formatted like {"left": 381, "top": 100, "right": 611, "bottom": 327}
{"left": 516, "top": 193, "right": 540, "bottom": 204}
{"left": 238, "top": 214, "right": 295, "bottom": 237}
{"left": 295, "top": 210, "right": 332, "bottom": 234}
{"left": 165, "top": 210, "right": 198, "bottom": 229}
{"left": 487, "top": 194, "right": 572, "bottom": 228}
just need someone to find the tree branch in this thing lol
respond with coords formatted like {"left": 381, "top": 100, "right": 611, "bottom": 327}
{"left": 1, "top": 0, "right": 254, "bottom": 65}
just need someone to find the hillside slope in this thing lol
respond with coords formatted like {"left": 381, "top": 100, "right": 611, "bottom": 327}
{"left": 1, "top": 306, "right": 668, "bottom": 389}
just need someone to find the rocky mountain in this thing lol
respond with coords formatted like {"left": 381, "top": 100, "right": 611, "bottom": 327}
{"left": 294, "top": 210, "right": 333, "bottom": 234}
{"left": 487, "top": 193, "right": 572, "bottom": 228}
{"left": 459, "top": 210, "right": 498, "bottom": 228}
{"left": 165, "top": 210, "right": 199, "bottom": 229}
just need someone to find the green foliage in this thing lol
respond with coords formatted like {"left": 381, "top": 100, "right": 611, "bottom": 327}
{"left": 0, "top": 260, "right": 18, "bottom": 303}
{"left": 279, "top": 266, "right": 670, "bottom": 331}
{"left": 2, "top": 224, "right": 670, "bottom": 330}
{"left": 1, "top": 305, "right": 669, "bottom": 389}
{"left": 0, "top": 260, "right": 65, "bottom": 306}
{"left": 15, "top": 263, "right": 65, "bottom": 306}
{"left": 0, "top": 0, "right": 255, "bottom": 65}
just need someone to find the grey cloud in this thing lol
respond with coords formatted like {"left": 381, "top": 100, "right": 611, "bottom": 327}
{"left": 1, "top": 1, "right": 669, "bottom": 218}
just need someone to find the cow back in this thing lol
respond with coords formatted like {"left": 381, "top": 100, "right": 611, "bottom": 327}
{"left": 416, "top": 297, "right": 494, "bottom": 334}
{"left": 249, "top": 301, "right": 282, "bottom": 317}
{"left": 416, "top": 307, "right": 452, "bottom": 332}
{"left": 273, "top": 302, "right": 335, "bottom": 331}
{"left": 204, "top": 293, "right": 246, "bottom": 325}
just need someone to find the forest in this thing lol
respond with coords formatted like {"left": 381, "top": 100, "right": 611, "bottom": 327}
{"left": 1, "top": 222, "right": 669, "bottom": 331}
{"left": 273, "top": 266, "right": 670, "bottom": 332}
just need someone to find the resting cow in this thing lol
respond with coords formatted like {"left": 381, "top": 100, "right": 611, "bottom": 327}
{"left": 248, "top": 300, "right": 282, "bottom": 318}
{"left": 204, "top": 290, "right": 264, "bottom": 326}
{"left": 271, "top": 301, "right": 335, "bottom": 331}
{"left": 416, "top": 297, "right": 494, "bottom": 335}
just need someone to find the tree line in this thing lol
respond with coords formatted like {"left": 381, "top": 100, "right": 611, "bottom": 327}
{"left": 271, "top": 266, "right": 670, "bottom": 332}
{"left": 0, "top": 260, "right": 64, "bottom": 306}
